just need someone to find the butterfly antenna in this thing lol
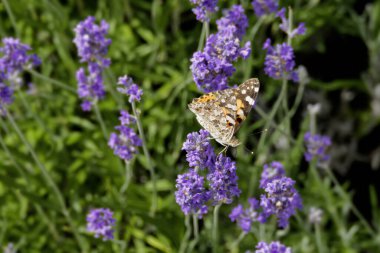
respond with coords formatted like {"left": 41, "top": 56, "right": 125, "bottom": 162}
{"left": 241, "top": 129, "right": 268, "bottom": 155}
{"left": 242, "top": 145, "right": 255, "bottom": 155}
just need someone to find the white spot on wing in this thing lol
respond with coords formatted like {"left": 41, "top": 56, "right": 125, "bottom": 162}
{"left": 245, "top": 96, "right": 255, "bottom": 105}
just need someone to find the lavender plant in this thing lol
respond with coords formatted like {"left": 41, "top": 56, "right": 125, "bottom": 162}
{"left": 73, "top": 16, "right": 111, "bottom": 111}
{"left": 86, "top": 208, "right": 116, "bottom": 240}
{"left": 0, "top": 38, "right": 40, "bottom": 114}
{"left": 1, "top": 0, "right": 379, "bottom": 252}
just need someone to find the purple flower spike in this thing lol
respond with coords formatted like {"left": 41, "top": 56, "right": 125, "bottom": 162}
{"left": 229, "top": 198, "right": 259, "bottom": 233}
{"left": 207, "top": 154, "right": 241, "bottom": 205}
{"left": 259, "top": 177, "right": 302, "bottom": 228}
{"left": 260, "top": 161, "right": 286, "bottom": 188}
{"left": 216, "top": 5, "right": 249, "bottom": 39}
{"left": 117, "top": 75, "right": 143, "bottom": 103}
{"left": 277, "top": 8, "right": 306, "bottom": 38}
{"left": 73, "top": 17, "right": 111, "bottom": 111}
{"left": 0, "top": 38, "right": 40, "bottom": 114}
{"left": 251, "top": 0, "right": 279, "bottom": 17}
{"left": 73, "top": 16, "right": 111, "bottom": 65}
{"left": 254, "top": 241, "right": 292, "bottom": 253}
{"left": 108, "top": 110, "right": 142, "bottom": 161}
{"left": 263, "top": 39, "right": 298, "bottom": 82}
{"left": 189, "top": 0, "right": 218, "bottom": 22}
{"left": 304, "top": 132, "right": 332, "bottom": 163}
{"left": 86, "top": 208, "right": 116, "bottom": 241}
{"left": 190, "top": 5, "right": 250, "bottom": 92}
{"left": 175, "top": 169, "right": 211, "bottom": 217}
{"left": 182, "top": 129, "right": 216, "bottom": 170}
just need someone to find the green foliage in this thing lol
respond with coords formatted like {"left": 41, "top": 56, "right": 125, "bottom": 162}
{"left": 0, "top": 0, "right": 379, "bottom": 252}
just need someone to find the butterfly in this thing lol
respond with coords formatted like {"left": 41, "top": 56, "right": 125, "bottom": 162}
{"left": 188, "top": 78, "right": 260, "bottom": 147}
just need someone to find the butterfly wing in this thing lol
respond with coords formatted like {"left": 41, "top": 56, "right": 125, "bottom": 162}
{"left": 188, "top": 90, "right": 237, "bottom": 145}
{"left": 232, "top": 78, "right": 260, "bottom": 133}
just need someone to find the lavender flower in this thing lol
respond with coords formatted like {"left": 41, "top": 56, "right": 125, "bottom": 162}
{"left": 0, "top": 38, "right": 40, "bottom": 114}
{"left": 260, "top": 161, "right": 286, "bottom": 188}
{"left": 189, "top": 0, "right": 218, "bottom": 22}
{"left": 86, "top": 208, "right": 116, "bottom": 241}
{"left": 216, "top": 5, "right": 248, "bottom": 39}
{"left": 108, "top": 110, "right": 142, "bottom": 161}
{"left": 182, "top": 129, "right": 215, "bottom": 170}
{"left": 76, "top": 64, "right": 105, "bottom": 111}
{"left": 73, "top": 16, "right": 111, "bottom": 66}
{"left": 190, "top": 5, "right": 250, "bottom": 92}
{"left": 263, "top": 39, "right": 298, "bottom": 82}
{"left": 229, "top": 198, "right": 259, "bottom": 233}
{"left": 308, "top": 207, "right": 323, "bottom": 225}
{"left": 0, "top": 83, "right": 13, "bottom": 114}
{"left": 116, "top": 75, "right": 143, "bottom": 103}
{"left": 259, "top": 177, "right": 302, "bottom": 228}
{"left": 304, "top": 132, "right": 332, "bottom": 163}
{"left": 73, "top": 17, "right": 111, "bottom": 111}
{"left": 254, "top": 241, "right": 292, "bottom": 253}
{"left": 175, "top": 169, "right": 211, "bottom": 217}
{"left": 207, "top": 154, "right": 241, "bottom": 204}
{"left": 277, "top": 8, "right": 306, "bottom": 38}
{"left": 251, "top": 0, "right": 279, "bottom": 17}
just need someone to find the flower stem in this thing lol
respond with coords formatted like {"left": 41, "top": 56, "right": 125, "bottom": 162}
{"left": 4, "top": 110, "right": 87, "bottom": 252}
{"left": 187, "top": 215, "right": 200, "bottom": 253}
{"left": 315, "top": 223, "right": 324, "bottom": 253}
{"left": 179, "top": 216, "right": 192, "bottom": 253}
{"left": 93, "top": 102, "right": 108, "bottom": 140}
{"left": 197, "top": 21, "right": 209, "bottom": 51}
{"left": 27, "top": 69, "right": 76, "bottom": 93}
{"left": 212, "top": 204, "right": 222, "bottom": 253}
{"left": 243, "top": 16, "right": 265, "bottom": 81}
{"left": 2, "top": 0, "right": 20, "bottom": 37}
{"left": 120, "top": 161, "right": 132, "bottom": 193}
{"left": 230, "top": 231, "right": 246, "bottom": 251}
{"left": 131, "top": 101, "right": 157, "bottom": 216}
{"left": 104, "top": 68, "right": 124, "bottom": 109}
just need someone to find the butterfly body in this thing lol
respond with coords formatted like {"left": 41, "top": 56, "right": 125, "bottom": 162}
{"left": 188, "top": 78, "right": 260, "bottom": 147}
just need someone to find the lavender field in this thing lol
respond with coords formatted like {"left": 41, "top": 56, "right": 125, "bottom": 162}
{"left": 1, "top": 0, "right": 380, "bottom": 252}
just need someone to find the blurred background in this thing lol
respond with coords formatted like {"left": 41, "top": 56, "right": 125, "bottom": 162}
{"left": 0, "top": 0, "right": 379, "bottom": 252}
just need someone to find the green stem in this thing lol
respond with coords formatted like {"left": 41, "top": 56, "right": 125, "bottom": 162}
{"left": 212, "top": 204, "right": 222, "bottom": 253}
{"left": 254, "top": 106, "right": 296, "bottom": 144}
{"left": 187, "top": 215, "right": 200, "bottom": 253}
{"left": 104, "top": 69, "right": 124, "bottom": 109}
{"left": 131, "top": 102, "right": 157, "bottom": 216}
{"left": 243, "top": 16, "right": 265, "bottom": 80}
{"left": 179, "top": 216, "right": 192, "bottom": 253}
{"left": 197, "top": 21, "right": 209, "bottom": 51}
{"left": 93, "top": 102, "right": 108, "bottom": 140}
{"left": 2, "top": 0, "right": 20, "bottom": 37}
{"left": 27, "top": 69, "right": 76, "bottom": 93}
{"left": 325, "top": 168, "right": 377, "bottom": 236}
{"left": 230, "top": 231, "right": 246, "bottom": 251}
{"left": 120, "top": 161, "right": 132, "bottom": 193}
{"left": 3, "top": 111, "right": 87, "bottom": 252}
{"left": 315, "top": 223, "right": 324, "bottom": 253}
{"left": 287, "top": 79, "right": 306, "bottom": 119}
